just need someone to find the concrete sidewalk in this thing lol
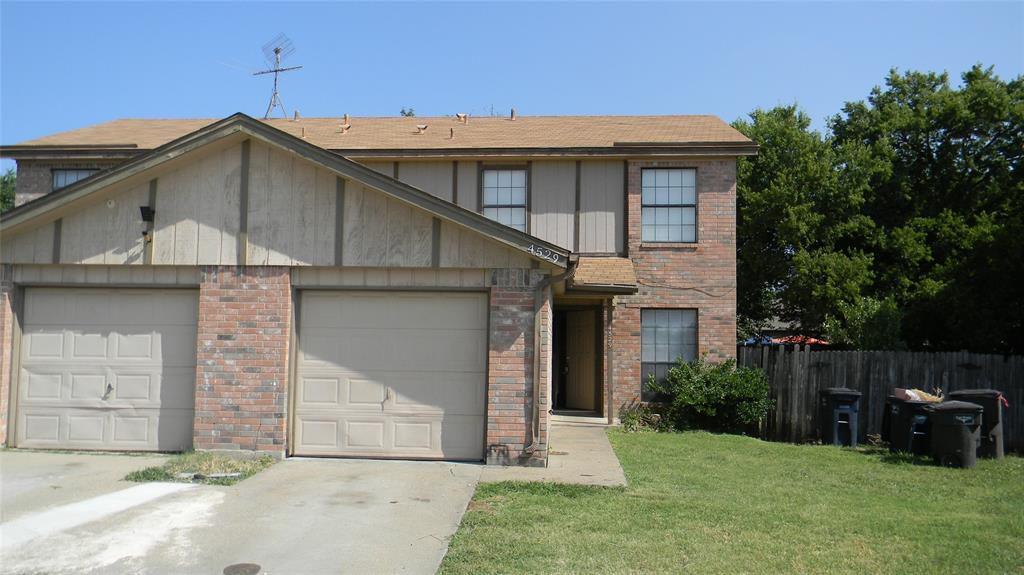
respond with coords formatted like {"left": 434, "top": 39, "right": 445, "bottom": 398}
{"left": 479, "top": 422, "right": 627, "bottom": 487}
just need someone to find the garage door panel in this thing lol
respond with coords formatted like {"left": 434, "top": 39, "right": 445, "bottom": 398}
{"left": 295, "top": 291, "right": 486, "bottom": 460}
{"left": 16, "top": 288, "right": 198, "bottom": 452}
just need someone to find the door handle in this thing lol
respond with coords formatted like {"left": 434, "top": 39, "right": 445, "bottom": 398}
{"left": 102, "top": 382, "right": 114, "bottom": 400}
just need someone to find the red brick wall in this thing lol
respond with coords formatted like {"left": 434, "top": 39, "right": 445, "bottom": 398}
{"left": 610, "top": 159, "right": 737, "bottom": 416}
{"left": 194, "top": 265, "right": 290, "bottom": 456}
{"left": 0, "top": 265, "right": 12, "bottom": 445}
{"left": 486, "top": 269, "right": 550, "bottom": 466}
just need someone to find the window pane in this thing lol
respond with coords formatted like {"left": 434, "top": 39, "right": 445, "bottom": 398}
{"left": 498, "top": 187, "right": 511, "bottom": 205}
{"left": 510, "top": 187, "right": 526, "bottom": 205}
{"left": 498, "top": 170, "right": 512, "bottom": 187}
{"left": 656, "top": 226, "right": 669, "bottom": 241}
{"left": 668, "top": 188, "right": 682, "bottom": 205}
{"left": 642, "top": 208, "right": 655, "bottom": 226}
{"left": 681, "top": 169, "right": 696, "bottom": 187}
{"left": 642, "top": 187, "right": 656, "bottom": 205}
{"left": 483, "top": 187, "right": 498, "bottom": 205}
{"left": 655, "top": 187, "right": 669, "bottom": 205}
{"left": 681, "top": 187, "right": 696, "bottom": 205}
{"left": 511, "top": 170, "right": 526, "bottom": 187}
{"left": 484, "top": 171, "right": 498, "bottom": 187}
{"left": 682, "top": 225, "right": 696, "bottom": 242}
{"left": 655, "top": 169, "right": 668, "bottom": 186}
{"left": 642, "top": 225, "right": 655, "bottom": 242}
{"left": 668, "top": 225, "right": 682, "bottom": 242}
{"left": 511, "top": 207, "right": 526, "bottom": 227}
{"left": 656, "top": 208, "right": 669, "bottom": 225}
{"left": 668, "top": 169, "right": 682, "bottom": 187}
{"left": 483, "top": 207, "right": 498, "bottom": 220}
{"left": 682, "top": 208, "right": 695, "bottom": 225}
{"left": 681, "top": 310, "right": 697, "bottom": 328}
{"left": 642, "top": 170, "right": 655, "bottom": 187}
{"left": 668, "top": 207, "right": 682, "bottom": 225}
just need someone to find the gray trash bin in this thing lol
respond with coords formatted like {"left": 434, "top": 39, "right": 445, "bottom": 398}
{"left": 927, "top": 401, "right": 983, "bottom": 468}
{"left": 947, "top": 389, "right": 1006, "bottom": 459}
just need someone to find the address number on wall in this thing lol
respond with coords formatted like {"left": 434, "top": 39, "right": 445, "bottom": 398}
{"left": 527, "top": 245, "right": 560, "bottom": 263}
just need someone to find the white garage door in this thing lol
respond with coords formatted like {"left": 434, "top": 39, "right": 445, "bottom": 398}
{"left": 295, "top": 291, "right": 487, "bottom": 460}
{"left": 15, "top": 288, "right": 198, "bottom": 451}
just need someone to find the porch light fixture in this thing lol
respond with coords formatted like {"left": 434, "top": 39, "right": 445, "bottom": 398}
{"left": 139, "top": 206, "right": 155, "bottom": 222}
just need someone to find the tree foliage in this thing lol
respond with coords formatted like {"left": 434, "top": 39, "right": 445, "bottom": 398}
{"left": 1, "top": 168, "right": 14, "bottom": 213}
{"left": 736, "top": 65, "right": 1023, "bottom": 353}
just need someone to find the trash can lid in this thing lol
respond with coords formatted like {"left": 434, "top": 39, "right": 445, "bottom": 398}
{"left": 948, "top": 389, "right": 1003, "bottom": 398}
{"left": 928, "top": 400, "right": 984, "bottom": 412}
{"left": 820, "top": 387, "right": 862, "bottom": 397}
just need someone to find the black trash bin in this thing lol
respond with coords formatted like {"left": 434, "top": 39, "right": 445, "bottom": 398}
{"left": 819, "top": 388, "right": 862, "bottom": 447}
{"left": 928, "top": 401, "right": 983, "bottom": 468}
{"left": 947, "top": 389, "right": 1006, "bottom": 459}
{"left": 888, "top": 398, "right": 932, "bottom": 455}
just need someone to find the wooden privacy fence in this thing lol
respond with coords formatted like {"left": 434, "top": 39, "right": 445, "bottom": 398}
{"left": 737, "top": 345, "right": 1024, "bottom": 453}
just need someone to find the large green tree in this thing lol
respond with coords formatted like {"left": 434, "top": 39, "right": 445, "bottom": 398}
{"left": 736, "top": 65, "right": 1023, "bottom": 353}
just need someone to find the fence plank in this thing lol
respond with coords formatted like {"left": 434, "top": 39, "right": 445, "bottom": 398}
{"left": 738, "top": 345, "right": 1022, "bottom": 453}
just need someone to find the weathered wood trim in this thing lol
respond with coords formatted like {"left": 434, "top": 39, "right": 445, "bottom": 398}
{"left": 431, "top": 217, "right": 442, "bottom": 268}
{"left": 452, "top": 161, "right": 459, "bottom": 206}
{"left": 335, "top": 177, "right": 346, "bottom": 266}
{"left": 238, "top": 139, "right": 251, "bottom": 265}
{"left": 51, "top": 219, "right": 62, "bottom": 264}
{"left": 574, "top": 160, "right": 581, "bottom": 252}
{"left": 475, "top": 161, "right": 483, "bottom": 215}
{"left": 622, "top": 160, "right": 629, "bottom": 257}
{"left": 144, "top": 178, "right": 158, "bottom": 265}
{"left": 526, "top": 160, "right": 533, "bottom": 235}
{"left": 392, "top": 161, "right": 399, "bottom": 179}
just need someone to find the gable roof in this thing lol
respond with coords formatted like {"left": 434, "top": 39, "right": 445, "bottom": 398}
{"left": 0, "top": 113, "right": 570, "bottom": 267}
{"left": 1, "top": 115, "right": 757, "bottom": 158}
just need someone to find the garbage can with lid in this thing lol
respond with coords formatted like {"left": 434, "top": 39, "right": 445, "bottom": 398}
{"left": 947, "top": 389, "right": 1006, "bottom": 459}
{"left": 928, "top": 401, "right": 983, "bottom": 468}
{"left": 819, "top": 388, "right": 862, "bottom": 447}
{"left": 888, "top": 398, "right": 932, "bottom": 455}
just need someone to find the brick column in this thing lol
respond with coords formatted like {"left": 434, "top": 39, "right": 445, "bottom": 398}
{"left": 0, "top": 264, "right": 13, "bottom": 445}
{"left": 194, "top": 266, "right": 291, "bottom": 457}
{"left": 486, "top": 269, "right": 551, "bottom": 466}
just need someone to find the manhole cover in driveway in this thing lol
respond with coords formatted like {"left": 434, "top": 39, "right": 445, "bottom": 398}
{"left": 223, "top": 563, "right": 262, "bottom": 575}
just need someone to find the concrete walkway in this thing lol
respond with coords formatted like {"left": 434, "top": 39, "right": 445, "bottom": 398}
{"left": 479, "top": 421, "right": 627, "bottom": 487}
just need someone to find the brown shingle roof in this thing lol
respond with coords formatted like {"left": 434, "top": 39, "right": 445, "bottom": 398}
{"left": 11, "top": 115, "right": 752, "bottom": 152}
{"left": 571, "top": 257, "right": 638, "bottom": 289}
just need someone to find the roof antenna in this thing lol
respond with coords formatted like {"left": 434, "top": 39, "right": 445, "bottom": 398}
{"left": 253, "top": 34, "right": 303, "bottom": 119}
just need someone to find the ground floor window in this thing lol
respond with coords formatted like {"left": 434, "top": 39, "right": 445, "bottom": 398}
{"left": 641, "top": 308, "right": 697, "bottom": 401}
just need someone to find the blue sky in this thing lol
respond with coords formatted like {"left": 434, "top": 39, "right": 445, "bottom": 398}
{"left": 1, "top": 1, "right": 1021, "bottom": 170}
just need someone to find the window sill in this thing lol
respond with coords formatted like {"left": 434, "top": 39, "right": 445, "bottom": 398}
{"left": 639, "top": 242, "right": 699, "bottom": 250}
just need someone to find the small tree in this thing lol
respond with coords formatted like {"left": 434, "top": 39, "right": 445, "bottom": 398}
{"left": 400, "top": 107, "right": 415, "bottom": 117}
{"left": 1, "top": 168, "right": 14, "bottom": 213}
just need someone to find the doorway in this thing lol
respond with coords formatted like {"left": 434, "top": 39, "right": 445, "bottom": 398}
{"left": 553, "top": 307, "right": 603, "bottom": 415}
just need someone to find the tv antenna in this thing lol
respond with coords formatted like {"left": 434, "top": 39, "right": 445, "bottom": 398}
{"left": 253, "top": 34, "right": 303, "bottom": 119}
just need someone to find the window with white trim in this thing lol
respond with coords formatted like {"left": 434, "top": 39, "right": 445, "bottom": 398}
{"left": 641, "top": 309, "right": 697, "bottom": 401}
{"left": 481, "top": 168, "right": 527, "bottom": 232}
{"left": 641, "top": 168, "right": 696, "bottom": 242}
{"left": 52, "top": 169, "right": 99, "bottom": 191}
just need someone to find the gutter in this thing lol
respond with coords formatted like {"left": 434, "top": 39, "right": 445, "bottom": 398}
{"left": 523, "top": 264, "right": 576, "bottom": 458}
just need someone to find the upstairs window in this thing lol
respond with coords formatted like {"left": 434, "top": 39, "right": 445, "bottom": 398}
{"left": 52, "top": 169, "right": 99, "bottom": 191}
{"left": 641, "top": 168, "right": 696, "bottom": 242}
{"left": 481, "top": 168, "right": 527, "bottom": 232}
{"left": 641, "top": 309, "right": 697, "bottom": 401}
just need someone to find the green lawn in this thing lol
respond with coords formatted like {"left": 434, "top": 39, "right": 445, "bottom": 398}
{"left": 440, "top": 431, "right": 1024, "bottom": 574}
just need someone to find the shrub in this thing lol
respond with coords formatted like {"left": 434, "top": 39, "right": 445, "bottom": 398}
{"left": 619, "top": 402, "right": 662, "bottom": 432}
{"left": 648, "top": 356, "right": 773, "bottom": 433}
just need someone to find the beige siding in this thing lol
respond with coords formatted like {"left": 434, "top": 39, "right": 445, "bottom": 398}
{"left": 1, "top": 221, "right": 56, "bottom": 264}
{"left": 579, "top": 160, "right": 624, "bottom": 253}
{"left": 529, "top": 161, "right": 576, "bottom": 251}
{"left": 12, "top": 265, "right": 200, "bottom": 285}
{"left": 245, "top": 142, "right": 336, "bottom": 266}
{"left": 456, "top": 161, "right": 478, "bottom": 212}
{"left": 397, "top": 161, "right": 453, "bottom": 202}
{"left": 59, "top": 182, "right": 148, "bottom": 265}
{"left": 292, "top": 267, "right": 488, "bottom": 288}
{"left": 358, "top": 161, "right": 395, "bottom": 177}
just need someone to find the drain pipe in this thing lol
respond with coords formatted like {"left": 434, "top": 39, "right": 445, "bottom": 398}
{"left": 523, "top": 265, "right": 576, "bottom": 456}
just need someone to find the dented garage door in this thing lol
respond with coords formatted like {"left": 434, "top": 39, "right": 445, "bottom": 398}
{"left": 15, "top": 288, "right": 198, "bottom": 451}
{"left": 294, "top": 291, "right": 487, "bottom": 460}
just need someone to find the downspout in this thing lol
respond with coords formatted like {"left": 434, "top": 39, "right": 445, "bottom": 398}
{"left": 524, "top": 264, "right": 576, "bottom": 455}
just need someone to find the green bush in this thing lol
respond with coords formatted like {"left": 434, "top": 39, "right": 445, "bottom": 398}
{"left": 648, "top": 356, "right": 773, "bottom": 433}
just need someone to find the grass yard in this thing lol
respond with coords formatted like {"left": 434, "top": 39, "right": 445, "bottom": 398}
{"left": 124, "top": 451, "right": 275, "bottom": 486}
{"left": 440, "top": 431, "right": 1024, "bottom": 574}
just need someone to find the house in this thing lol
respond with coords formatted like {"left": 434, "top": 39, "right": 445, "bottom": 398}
{"left": 0, "top": 112, "right": 756, "bottom": 465}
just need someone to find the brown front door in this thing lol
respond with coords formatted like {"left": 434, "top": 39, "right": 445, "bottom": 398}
{"left": 565, "top": 310, "right": 597, "bottom": 411}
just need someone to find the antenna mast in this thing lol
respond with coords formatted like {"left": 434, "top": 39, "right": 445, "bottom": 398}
{"left": 253, "top": 34, "right": 302, "bottom": 119}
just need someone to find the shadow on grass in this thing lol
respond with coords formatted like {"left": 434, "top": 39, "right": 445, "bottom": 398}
{"left": 855, "top": 444, "right": 936, "bottom": 466}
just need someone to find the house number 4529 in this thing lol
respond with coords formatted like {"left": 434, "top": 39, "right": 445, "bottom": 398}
{"left": 528, "top": 244, "right": 559, "bottom": 263}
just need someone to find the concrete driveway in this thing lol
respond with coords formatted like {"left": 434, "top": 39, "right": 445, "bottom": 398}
{"left": 0, "top": 450, "right": 481, "bottom": 574}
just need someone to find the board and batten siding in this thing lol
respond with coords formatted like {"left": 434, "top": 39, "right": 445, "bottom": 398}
{"left": 396, "top": 161, "right": 453, "bottom": 202}
{"left": 2, "top": 143, "right": 534, "bottom": 269}
{"left": 529, "top": 161, "right": 576, "bottom": 251}
{"left": 579, "top": 160, "right": 625, "bottom": 253}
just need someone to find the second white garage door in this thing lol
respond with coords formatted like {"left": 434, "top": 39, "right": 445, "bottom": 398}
{"left": 294, "top": 291, "right": 488, "bottom": 460}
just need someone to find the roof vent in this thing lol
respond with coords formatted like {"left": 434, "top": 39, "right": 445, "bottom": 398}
{"left": 293, "top": 110, "right": 301, "bottom": 120}
{"left": 449, "top": 127, "right": 454, "bottom": 139}
{"left": 456, "top": 113, "right": 468, "bottom": 124}
{"left": 339, "top": 123, "right": 351, "bottom": 134}
{"left": 510, "top": 107, "right": 516, "bottom": 121}
{"left": 343, "top": 113, "right": 350, "bottom": 124}
{"left": 415, "top": 124, "right": 428, "bottom": 134}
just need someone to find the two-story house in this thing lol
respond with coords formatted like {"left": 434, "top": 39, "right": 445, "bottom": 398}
{"left": 0, "top": 112, "right": 756, "bottom": 465}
